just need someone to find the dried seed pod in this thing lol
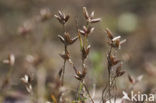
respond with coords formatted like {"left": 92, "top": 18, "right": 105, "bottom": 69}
{"left": 74, "top": 74, "right": 82, "bottom": 81}
{"left": 82, "top": 45, "right": 91, "bottom": 60}
{"left": 108, "top": 54, "right": 120, "bottom": 66}
{"left": 58, "top": 33, "right": 78, "bottom": 46}
{"left": 113, "top": 39, "right": 127, "bottom": 49}
{"left": 79, "top": 26, "right": 95, "bottom": 36}
{"left": 106, "top": 28, "right": 126, "bottom": 49}
{"left": 106, "top": 28, "right": 113, "bottom": 40}
{"left": 54, "top": 10, "right": 70, "bottom": 25}
{"left": 112, "top": 39, "right": 120, "bottom": 48}
{"left": 83, "top": 7, "right": 101, "bottom": 24}
{"left": 59, "top": 50, "right": 70, "bottom": 60}
{"left": 74, "top": 68, "right": 87, "bottom": 81}
{"left": 64, "top": 15, "right": 70, "bottom": 22}
{"left": 64, "top": 32, "right": 72, "bottom": 44}
{"left": 64, "top": 32, "right": 78, "bottom": 45}
{"left": 82, "top": 66, "right": 87, "bottom": 78}
{"left": 116, "top": 64, "right": 125, "bottom": 77}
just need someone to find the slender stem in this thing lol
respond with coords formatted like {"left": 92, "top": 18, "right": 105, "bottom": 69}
{"left": 108, "top": 73, "right": 112, "bottom": 103}
{"left": 78, "top": 82, "right": 83, "bottom": 101}
{"left": 108, "top": 46, "right": 112, "bottom": 103}
{"left": 63, "top": 24, "right": 66, "bottom": 33}
{"left": 61, "top": 24, "right": 67, "bottom": 86}
{"left": 101, "top": 82, "right": 109, "bottom": 103}
{"left": 82, "top": 81, "right": 94, "bottom": 103}
{"left": 62, "top": 60, "right": 66, "bottom": 86}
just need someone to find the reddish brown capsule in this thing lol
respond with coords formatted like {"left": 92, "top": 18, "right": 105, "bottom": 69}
{"left": 108, "top": 54, "right": 120, "bottom": 66}
{"left": 58, "top": 33, "right": 78, "bottom": 46}
{"left": 106, "top": 28, "right": 113, "bottom": 40}
{"left": 74, "top": 68, "right": 87, "bottom": 81}
{"left": 82, "top": 45, "right": 91, "bottom": 60}
{"left": 54, "top": 10, "right": 70, "bottom": 25}
{"left": 79, "top": 26, "right": 95, "bottom": 36}
{"left": 59, "top": 51, "right": 70, "bottom": 61}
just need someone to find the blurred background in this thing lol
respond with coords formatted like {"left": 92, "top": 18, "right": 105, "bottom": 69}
{"left": 0, "top": 0, "right": 156, "bottom": 102}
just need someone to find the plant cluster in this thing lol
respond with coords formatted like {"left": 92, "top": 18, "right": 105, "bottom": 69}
{"left": 0, "top": 7, "right": 128, "bottom": 103}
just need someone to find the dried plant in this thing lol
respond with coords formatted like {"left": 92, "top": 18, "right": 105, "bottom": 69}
{"left": 55, "top": 10, "right": 78, "bottom": 87}
{"left": 101, "top": 28, "right": 126, "bottom": 103}
{"left": 0, "top": 6, "right": 130, "bottom": 103}
{"left": 54, "top": 7, "right": 101, "bottom": 103}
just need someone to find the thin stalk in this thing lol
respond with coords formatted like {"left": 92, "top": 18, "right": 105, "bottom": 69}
{"left": 78, "top": 82, "right": 83, "bottom": 101}
{"left": 62, "top": 60, "right": 66, "bottom": 86}
{"left": 108, "top": 47, "right": 112, "bottom": 103}
{"left": 82, "top": 81, "right": 94, "bottom": 103}
{"left": 61, "top": 24, "right": 67, "bottom": 86}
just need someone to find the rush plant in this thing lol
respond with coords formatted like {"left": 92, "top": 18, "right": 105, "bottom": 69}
{"left": 0, "top": 7, "right": 128, "bottom": 103}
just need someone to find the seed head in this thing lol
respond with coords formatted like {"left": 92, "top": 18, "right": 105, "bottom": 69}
{"left": 58, "top": 32, "right": 78, "bottom": 46}
{"left": 79, "top": 26, "right": 95, "bottom": 37}
{"left": 83, "top": 7, "right": 101, "bottom": 24}
{"left": 54, "top": 10, "right": 70, "bottom": 25}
